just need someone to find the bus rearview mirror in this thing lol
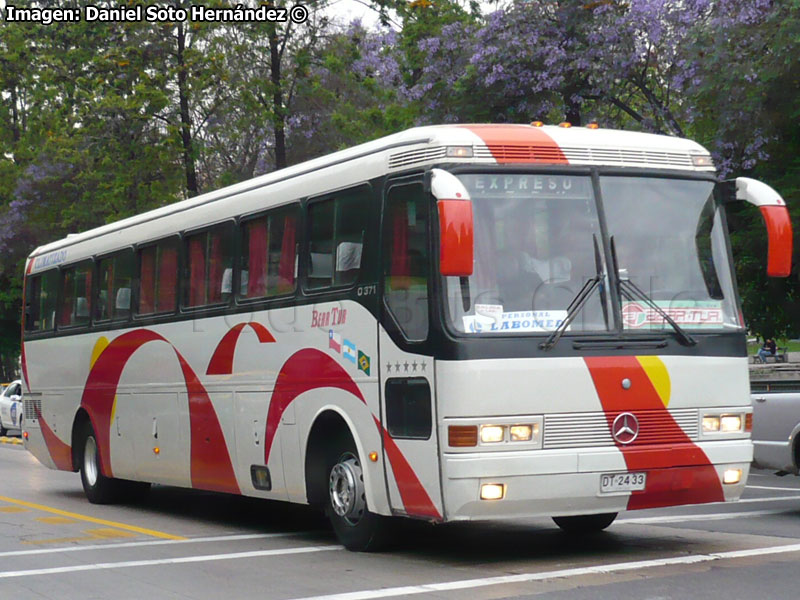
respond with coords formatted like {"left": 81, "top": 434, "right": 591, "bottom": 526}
{"left": 438, "top": 199, "right": 474, "bottom": 277}
{"left": 732, "top": 177, "right": 793, "bottom": 278}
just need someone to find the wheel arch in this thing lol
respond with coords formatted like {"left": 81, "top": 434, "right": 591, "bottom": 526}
{"left": 303, "top": 406, "right": 389, "bottom": 515}
{"left": 70, "top": 408, "right": 92, "bottom": 473}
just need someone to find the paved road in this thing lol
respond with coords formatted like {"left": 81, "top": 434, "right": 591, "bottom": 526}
{"left": 2, "top": 440, "right": 800, "bottom": 599}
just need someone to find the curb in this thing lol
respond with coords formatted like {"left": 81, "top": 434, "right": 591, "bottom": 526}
{"left": 0, "top": 436, "right": 23, "bottom": 446}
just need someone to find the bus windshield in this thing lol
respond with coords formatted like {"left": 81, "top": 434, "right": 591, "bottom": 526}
{"left": 444, "top": 173, "right": 741, "bottom": 335}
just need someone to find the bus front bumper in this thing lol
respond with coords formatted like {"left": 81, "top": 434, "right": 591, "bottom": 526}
{"left": 441, "top": 440, "right": 751, "bottom": 521}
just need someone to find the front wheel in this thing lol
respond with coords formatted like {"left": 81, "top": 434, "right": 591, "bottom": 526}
{"left": 326, "top": 447, "right": 389, "bottom": 551}
{"left": 552, "top": 512, "right": 617, "bottom": 533}
{"left": 79, "top": 421, "right": 125, "bottom": 504}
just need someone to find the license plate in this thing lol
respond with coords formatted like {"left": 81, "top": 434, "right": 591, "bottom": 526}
{"left": 600, "top": 472, "right": 647, "bottom": 493}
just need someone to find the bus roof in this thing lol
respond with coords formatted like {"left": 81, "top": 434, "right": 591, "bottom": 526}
{"left": 28, "top": 124, "right": 713, "bottom": 266}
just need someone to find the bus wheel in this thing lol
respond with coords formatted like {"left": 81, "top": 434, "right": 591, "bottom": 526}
{"left": 552, "top": 512, "right": 617, "bottom": 533}
{"left": 326, "top": 446, "right": 388, "bottom": 551}
{"left": 79, "top": 421, "right": 123, "bottom": 504}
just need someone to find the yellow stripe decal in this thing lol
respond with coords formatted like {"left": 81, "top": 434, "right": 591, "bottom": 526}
{"left": 0, "top": 495, "right": 186, "bottom": 540}
{"left": 90, "top": 336, "right": 109, "bottom": 370}
{"left": 636, "top": 355, "right": 671, "bottom": 407}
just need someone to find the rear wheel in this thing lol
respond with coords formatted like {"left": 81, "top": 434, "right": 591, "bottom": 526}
{"left": 79, "top": 421, "right": 125, "bottom": 504}
{"left": 326, "top": 441, "right": 388, "bottom": 551}
{"left": 552, "top": 512, "right": 617, "bottom": 533}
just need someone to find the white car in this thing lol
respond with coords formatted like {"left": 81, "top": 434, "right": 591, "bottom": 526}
{"left": 0, "top": 379, "right": 23, "bottom": 436}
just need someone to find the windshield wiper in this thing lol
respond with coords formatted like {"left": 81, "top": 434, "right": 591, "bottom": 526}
{"left": 540, "top": 235, "right": 605, "bottom": 351}
{"left": 611, "top": 236, "right": 697, "bottom": 347}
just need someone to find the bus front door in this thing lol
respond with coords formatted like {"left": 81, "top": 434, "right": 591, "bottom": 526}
{"left": 379, "top": 177, "right": 443, "bottom": 520}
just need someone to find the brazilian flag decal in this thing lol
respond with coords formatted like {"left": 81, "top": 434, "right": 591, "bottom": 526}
{"left": 358, "top": 350, "right": 370, "bottom": 375}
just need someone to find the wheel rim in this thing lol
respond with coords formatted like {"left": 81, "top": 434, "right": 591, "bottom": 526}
{"left": 329, "top": 454, "right": 366, "bottom": 525}
{"left": 84, "top": 435, "right": 99, "bottom": 487}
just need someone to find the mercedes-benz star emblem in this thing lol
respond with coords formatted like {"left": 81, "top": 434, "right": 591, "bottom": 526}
{"left": 612, "top": 412, "right": 639, "bottom": 445}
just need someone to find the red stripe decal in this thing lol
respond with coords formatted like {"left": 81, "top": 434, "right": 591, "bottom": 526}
{"left": 584, "top": 356, "right": 723, "bottom": 509}
{"left": 35, "top": 407, "right": 73, "bottom": 471}
{"left": 81, "top": 329, "right": 239, "bottom": 494}
{"left": 377, "top": 417, "right": 441, "bottom": 519}
{"left": 20, "top": 342, "right": 29, "bottom": 391}
{"left": 459, "top": 124, "right": 568, "bottom": 164}
{"left": 266, "top": 348, "right": 441, "bottom": 519}
{"left": 206, "top": 322, "right": 276, "bottom": 375}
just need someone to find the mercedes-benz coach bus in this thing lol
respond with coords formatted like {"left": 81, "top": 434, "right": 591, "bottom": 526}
{"left": 21, "top": 124, "right": 792, "bottom": 550}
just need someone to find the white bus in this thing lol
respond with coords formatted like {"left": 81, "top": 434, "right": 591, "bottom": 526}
{"left": 22, "top": 123, "right": 792, "bottom": 550}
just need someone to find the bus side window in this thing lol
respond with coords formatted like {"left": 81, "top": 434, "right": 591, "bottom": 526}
{"left": 58, "top": 262, "right": 92, "bottom": 328}
{"left": 185, "top": 225, "right": 233, "bottom": 308}
{"left": 240, "top": 205, "right": 298, "bottom": 300}
{"left": 383, "top": 182, "right": 429, "bottom": 341}
{"left": 97, "top": 250, "right": 134, "bottom": 321}
{"left": 138, "top": 240, "right": 179, "bottom": 315}
{"left": 25, "top": 269, "right": 59, "bottom": 332}
{"left": 307, "top": 186, "right": 369, "bottom": 289}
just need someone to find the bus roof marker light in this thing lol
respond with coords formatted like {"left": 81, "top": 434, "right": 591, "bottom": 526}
{"left": 446, "top": 146, "right": 473, "bottom": 158}
{"left": 530, "top": 121, "right": 544, "bottom": 127}
{"left": 691, "top": 155, "right": 714, "bottom": 167}
{"left": 558, "top": 122, "right": 572, "bottom": 128}
{"left": 587, "top": 122, "right": 600, "bottom": 129}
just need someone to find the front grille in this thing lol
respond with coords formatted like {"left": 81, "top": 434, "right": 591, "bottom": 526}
{"left": 543, "top": 408, "right": 699, "bottom": 449}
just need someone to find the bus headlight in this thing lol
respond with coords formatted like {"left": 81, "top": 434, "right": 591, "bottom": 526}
{"left": 702, "top": 416, "right": 720, "bottom": 433}
{"left": 720, "top": 415, "right": 742, "bottom": 433}
{"left": 702, "top": 412, "right": 747, "bottom": 436}
{"left": 480, "top": 425, "right": 505, "bottom": 443}
{"left": 510, "top": 424, "right": 536, "bottom": 442}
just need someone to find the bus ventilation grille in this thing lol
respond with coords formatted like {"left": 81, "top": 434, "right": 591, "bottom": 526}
{"left": 543, "top": 408, "right": 699, "bottom": 449}
{"left": 474, "top": 145, "right": 698, "bottom": 169}
{"left": 388, "top": 147, "right": 448, "bottom": 169}
{"left": 24, "top": 396, "right": 42, "bottom": 422}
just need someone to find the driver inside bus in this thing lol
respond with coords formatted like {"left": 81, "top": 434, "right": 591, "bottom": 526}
{"left": 496, "top": 217, "right": 546, "bottom": 310}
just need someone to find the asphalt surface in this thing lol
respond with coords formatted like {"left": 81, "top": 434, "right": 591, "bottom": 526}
{"left": 3, "top": 438, "right": 800, "bottom": 600}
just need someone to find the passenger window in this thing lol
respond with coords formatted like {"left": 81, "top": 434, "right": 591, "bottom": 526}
{"left": 184, "top": 225, "right": 234, "bottom": 308}
{"left": 240, "top": 205, "right": 298, "bottom": 299}
{"left": 58, "top": 262, "right": 93, "bottom": 328}
{"left": 307, "top": 187, "right": 370, "bottom": 289}
{"left": 138, "top": 239, "right": 179, "bottom": 315}
{"left": 97, "top": 251, "right": 134, "bottom": 321}
{"left": 25, "top": 269, "right": 59, "bottom": 332}
{"left": 383, "top": 182, "right": 429, "bottom": 341}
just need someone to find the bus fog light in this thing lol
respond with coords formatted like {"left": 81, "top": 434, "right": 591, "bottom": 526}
{"left": 510, "top": 425, "right": 533, "bottom": 442}
{"left": 702, "top": 416, "right": 720, "bottom": 432}
{"left": 480, "top": 483, "right": 505, "bottom": 500}
{"left": 720, "top": 415, "right": 742, "bottom": 433}
{"left": 723, "top": 468, "right": 742, "bottom": 485}
{"left": 480, "top": 425, "right": 505, "bottom": 443}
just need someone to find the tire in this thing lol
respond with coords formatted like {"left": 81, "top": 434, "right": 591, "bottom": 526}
{"left": 79, "top": 421, "right": 125, "bottom": 504}
{"left": 0, "top": 423, "right": 7, "bottom": 437}
{"left": 326, "top": 439, "right": 389, "bottom": 552}
{"left": 552, "top": 512, "right": 617, "bottom": 533}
